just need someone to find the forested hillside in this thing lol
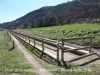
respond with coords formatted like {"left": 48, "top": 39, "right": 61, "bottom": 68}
{"left": 0, "top": 0, "right": 100, "bottom": 29}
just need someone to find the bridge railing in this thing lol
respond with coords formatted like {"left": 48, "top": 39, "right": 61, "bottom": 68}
{"left": 61, "top": 36, "right": 95, "bottom": 61}
{"left": 9, "top": 31, "right": 95, "bottom": 62}
{"left": 9, "top": 31, "right": 60, "bottom": 61}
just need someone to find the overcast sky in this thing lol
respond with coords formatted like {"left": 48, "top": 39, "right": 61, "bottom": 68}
{"left": 0, "top": 0, "right": 73, "bottom": 23}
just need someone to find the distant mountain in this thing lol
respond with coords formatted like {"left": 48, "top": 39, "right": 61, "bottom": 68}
{"left": 0, "top": 0, "right": 100, "bottom": 29}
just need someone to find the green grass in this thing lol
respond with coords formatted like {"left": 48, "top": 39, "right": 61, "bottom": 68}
{"left": 0, "top": 31, "right": 4, "bottom": 41}
{"left": 17, "top": 23, "right": 100, "bottom": 48}
{"left": 19, "top": 23, "right": 100, "bottom": 35}
{"left": 21, "top": 23, "right": 100, "bottom": 31}
{"left": 0, "top": 31, "right": 4, "bottom": 36}
{"left": 0, "top": 32, "right": 36, "bottom": 75}
{"left": 37, "top": 23, "right": 100, "bottom": 30}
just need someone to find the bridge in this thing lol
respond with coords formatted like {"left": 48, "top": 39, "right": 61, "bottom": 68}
{"left": 8, "top": 30, "right": 100, "bottom": 66}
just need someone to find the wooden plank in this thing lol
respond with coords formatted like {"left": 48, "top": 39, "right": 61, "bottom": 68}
{"left": 42, "top": 39, "right": 44, "bottom": 51}
{"left": 63, "top": 36, "right": 94, "bottom": 41}
{"left": 34, "top": 37, "right": 36, "bottom": 47}
{"left": 57, "top": 42, "right": 59, "bottom": 60}
{"left": 29, "top": 34, "right": 30, "bottom": 43}
{"left": 64, "top": 46, "right": 90, "bottom": 52}
{"left": 68, "top": 52, "right": 96, "bottom": 62}
{"left": 43, "top": 45, "right": 57, "bottom": 51}
{"left": 35, "top": 41, "right": 42, "bottom": 46}
{"left": 44, "top": 39, "right": 57, "bottom": 43}
{"left": 89, "top": 38, "right": 92, "bottom": 53}
{"left": 12, "top": 40, "right": 14, "bottom": 49}
{"left": 61, "top": 38, "right": 64, "bottom": 61}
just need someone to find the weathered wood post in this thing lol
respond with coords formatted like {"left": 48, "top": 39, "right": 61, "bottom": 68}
{"left": 61, "top": 38, "right": 64, "bottom": 61}
{"left": 41, "top": 38, "right": 44, "bottom": 57}
{"left": 29, "top": 34, "right": 30, "bottom": 43}
{"left": 6, "top": 30, "right": 9, "bottom": 35}
{"left": 20, "top": 33, "right": 21, "bottom": 38}
{"left": 25, "top": 34, "right": 26, "bottom": 41}
{"left": 23, "top": 33, "right": 25, "bottom": 40}
{"left": 34, "top": 36, "right": 36, "bottom": 47}
{"left": 89, "top": 37, "right": 92, "bottom": 53}
{"left": 10, "top": 36, "right": 11, "bottom": 41}
{"left": 42, "top": 38, "right": 44, "bottom": 51}
{"left": 23, "top": 34, "right": 24, "bottom": 39}
{"left": 9, "top": 40, "right": 14, "bottom": 51}
{"left": 57, "top": 41, "right": 59, "bottom": 60}
{"left": 12, "top": 40, "right": 15, "bottom": 49}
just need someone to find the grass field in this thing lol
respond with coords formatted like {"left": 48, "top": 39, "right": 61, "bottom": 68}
{"left": 18, "top": 23, "right": 100, "bottom": 48}
{"left": 0, "top": 31, "right": 36, "bottom": 75}
{"left": 0, "top": 31, "right": 4, "bottom": 42}
{"left": 0, "top": 31, "right": 4, "bottom": 35}
{"left": 36, "top": 23, "right": 100, "bottom": 30}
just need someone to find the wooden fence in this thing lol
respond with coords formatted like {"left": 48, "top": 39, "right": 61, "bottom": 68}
{"left": 9, "top": 31, "right": 60, "bottom": 61}
{"left": 61, "top": 37, "right": 94, "bottom": 61}
{"left": 9, "top": 30, "right": 94, "bottom": 62}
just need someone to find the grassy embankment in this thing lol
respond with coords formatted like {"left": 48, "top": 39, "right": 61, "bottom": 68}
{"left": 0, "top": 31, "right": 36, "bottom": 75}
{"left": 19, "top": 23, "right": 100, "bottom": 48}
{"left": 16, "top": 24, "right": 100, "bottom": 75}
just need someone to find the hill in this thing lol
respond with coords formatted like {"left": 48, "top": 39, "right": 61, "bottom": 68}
{"left": 0, "top": 0, "right": 100, "bottom": 29}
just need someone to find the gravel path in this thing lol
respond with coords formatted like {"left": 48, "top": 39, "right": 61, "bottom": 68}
{"left": 9, "top": 33, "right": 53, "bottom": 75}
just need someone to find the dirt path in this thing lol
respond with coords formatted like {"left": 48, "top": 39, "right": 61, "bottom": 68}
{"left": 9, "top": 33, "right": 53, "bottom": 75}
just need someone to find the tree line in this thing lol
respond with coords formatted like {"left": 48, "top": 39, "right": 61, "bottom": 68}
{"left": 0, "top": 0, "right": 100, "bottom": 29}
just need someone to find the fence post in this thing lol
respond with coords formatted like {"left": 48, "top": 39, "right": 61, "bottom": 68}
{"left": 34, "top": 36, "right": 36, "bottom": 47}
{"left": 42, "top": 39, "right": 44, "bottom": 51}
{"left": 6, "top": 31, "right": 9, "bottom": 35}
{"left": 18, "top": 32, "right": 19, "bottom": 37}
{"left": 57, "top": 41, "right": 59, "bottom": 61}
{"left": 24, "top": 34, "right": 25, "bottom": 40}
{"left": 19, "top": 33, "right": 20, "bottom": 38}
{"left": 25, "top": 35, "right": 26, "bottom": 41}
{"left": 29, "top": 34, "right": 30, "bottom": 43}
{"left": 89, "top": 37, "right": 92, "bottom": 53}
{"left": 61, "top": 38, "right": 64, "bottom": 61}
{"left": 12, "top": 40, "right": 14, "bottom": 49}
{"left": 23, "top": 34, "right": 24, "bottom": 39}
{"left": 10, "top": 36, "right": 11, "bottom": 41}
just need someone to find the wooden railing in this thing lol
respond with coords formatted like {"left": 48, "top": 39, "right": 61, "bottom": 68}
{"left": 9, "top": 31, "right": 60, "bottom": 61}
{"left": 9, "top": 31, "right": 94, "bottom": 62}
{"left": 61, "top": 37, "right": 94, "bottom": 61}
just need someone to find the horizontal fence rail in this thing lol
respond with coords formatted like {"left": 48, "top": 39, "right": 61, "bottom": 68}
{"left": 61, "top": 37, "right": 94, "bottom": 61}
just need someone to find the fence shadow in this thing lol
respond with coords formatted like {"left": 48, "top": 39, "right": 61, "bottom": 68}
{"left": 67, "top": 53, "right": 100, "bottom": 66}
{"left": 9, "top": 46, "right": 14, "bottom": 51}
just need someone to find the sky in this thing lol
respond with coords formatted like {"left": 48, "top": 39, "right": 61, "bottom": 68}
{"left": 0, "top": 0, "right": 73, "bottom": 23}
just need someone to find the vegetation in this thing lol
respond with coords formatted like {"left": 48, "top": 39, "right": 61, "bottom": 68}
{"left": 18, "top": 23, "right": 100, "bottom": 48}
{"left": 0, "top": 31, "right": 36, "bottom": 75}
{"left": 0, "top": 0, "right": 100, "bottom": 29}
{"left": 0, "top": 31, "right": 4, "bottom": 36}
